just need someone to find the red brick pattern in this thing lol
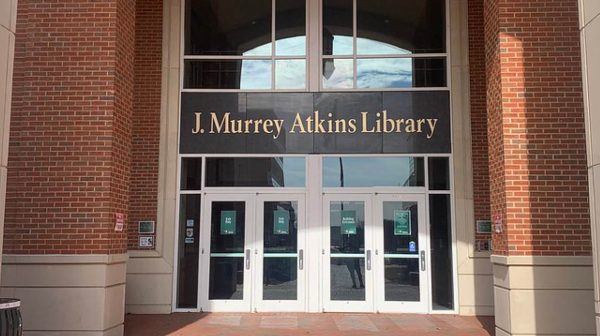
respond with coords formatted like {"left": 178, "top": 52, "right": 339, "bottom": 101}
{"left": 3, "top": 0, "right": 135, "bottom": 254}
{"left": 484, "top": 0, "right": 590, "bottom": 256}
{"left": 125, "top": 313, "right": 495, "bottom": 336}
{"left": 128, "top": 0, "right": 162, "bottom": 250}
{"left": 468, "top": 0, "right": 492, "bottom": 249}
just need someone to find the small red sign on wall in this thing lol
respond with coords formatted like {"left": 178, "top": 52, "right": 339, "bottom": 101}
{"left": 115, "top": 213, "right": 124, "bottom": 232}
{"left": 493, "top": 213, "right": 503, "bottom": 233}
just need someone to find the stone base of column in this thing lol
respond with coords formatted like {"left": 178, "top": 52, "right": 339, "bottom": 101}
{"left": 0, "top": 254, "right": 127, "bottom": 336}
{"left": 492, "top": 255, "right": 595, "bottom": 335}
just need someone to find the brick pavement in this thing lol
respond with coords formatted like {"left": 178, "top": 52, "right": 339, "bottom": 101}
{"left": 125, "top": 313, "right": 494, "bottom": 336}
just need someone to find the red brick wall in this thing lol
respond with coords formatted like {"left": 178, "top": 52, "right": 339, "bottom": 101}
{"left": 484, "top": 0, "right": 590, "bottom": 256}
{"left": 128, "top": 0, "right": 162, "bottom": 250}
{"left": 468, "top": 0, "right": 492, "bottom": 250}
{"left": 4, "top": 0, "right": 135, "bottom": 255}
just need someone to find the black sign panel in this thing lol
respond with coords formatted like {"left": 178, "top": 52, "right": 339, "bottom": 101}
{"left": 180, "top": 92, "right": 451, "bottom": 154}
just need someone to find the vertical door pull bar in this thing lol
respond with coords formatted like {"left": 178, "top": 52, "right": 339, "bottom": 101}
{"left": 299, "top": 249, "right": 304, "bottom": 270}
{"left": 366, "top": 250, "right": 372, "bottom": 271}
{"left": 245, "top": 249, "right": 251, "bottom": 270}
{"left": 420, "top": 250, "right": 426, "bottom": 271}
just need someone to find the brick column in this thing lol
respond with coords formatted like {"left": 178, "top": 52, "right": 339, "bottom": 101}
{"left": 0, "top": 0, "right": 135, "bottom": 333}
{"left": 484, "top": 0, "right": 595, "bottom": 335}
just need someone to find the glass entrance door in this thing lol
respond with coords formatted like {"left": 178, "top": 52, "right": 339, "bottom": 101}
{"left": 200, "top": 194, "right": 254, "bottom": 312}
{"left": 374, "top": 194, "right": 429, "bottom": 312}
{"left": 199, "top": 193, "right": 305, "bottom": 312}
{"left": 322, "top": 194, "right": 374, "bottom": 312}
{"left": 322, "top": 193, "right": 429, "bottom": 313}
{"left": 254, "top": 194, "right": 306, "bottom": 312}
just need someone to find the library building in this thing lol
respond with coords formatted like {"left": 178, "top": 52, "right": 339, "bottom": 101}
{"left": 0, "top": 0, "right": 599, "bottom": 335}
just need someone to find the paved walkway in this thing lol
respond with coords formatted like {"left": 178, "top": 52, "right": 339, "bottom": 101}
{"left": 125, "top": 313, "right": 495, "bottom": 336}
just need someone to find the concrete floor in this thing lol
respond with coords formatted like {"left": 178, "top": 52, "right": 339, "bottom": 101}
{"left": 124, "top": 313, "right": 495, "bottom": 336}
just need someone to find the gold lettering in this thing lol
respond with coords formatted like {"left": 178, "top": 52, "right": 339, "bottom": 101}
{"left": 290, "top": 113, "right": 306, "bottom": 133}
{"left": 305, "top": 115, "right": 314, "bottom": 133}
{"left": 230, "top": 119, "right": 242, "bottom": 133}
{"left": 192, "top": 112, "right": 202, "bottom": 134}
{"left": 210, "top": 112, "right": 229, "bottom": 134}
{"left": 395, "top": 118, "right": 405, "bottom": 131}
{"left": 404, "top": 119, "right": 415, "bottom": 133}
{"left": 263, "top": 119, "right": 274, "bottom": 134}
{"left": 244, "top": 119, "right": 253, "bottom": 133}
{"left": 327, "top": 113, "right": 334, "bottom": 133}
{"left": 382, "top": 110, "right": 395, "bottom": 133}
{"left": 426, "top": 119, "right": 438, "bottom": 139}
{"left": 314, "top": 111, "right": 326, "bottom": 133}
{"left": 335, "top": 119, "right": 347, "bottom": 133}
{"left": 273, "top": 119, "right": 284, "bottom": 139}
{"left": 417, "top": 119, "right": 425, "bottom": 133}
{"left": 361, "top": 112, "right": 375, "bottom": 132}
{"left": 253, "top": 119, "right": 263, "bottom": 133}
{"left": 347, "top": 119, "right": 357, "bottom": 133}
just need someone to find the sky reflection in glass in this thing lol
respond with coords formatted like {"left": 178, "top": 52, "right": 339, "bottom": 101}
{"left": 240, "top": 60, "right": 272, "bottom": 89}
{"left": 357, "top": 58, "right": 413, "bottom": 89}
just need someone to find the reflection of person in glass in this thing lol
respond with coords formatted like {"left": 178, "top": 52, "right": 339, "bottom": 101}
{"left": 342, "top": 228, "right": 364, "bottom": 289}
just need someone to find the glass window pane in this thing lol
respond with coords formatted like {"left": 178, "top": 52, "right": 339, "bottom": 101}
{"left": 322, "top": 0, "right": 353, "bottom": 55}
{"left": 263, "top": 200, "right": 299, "bottom": 300}
{"left": 276, "top": 0, "right": 306, "bottom": 56}
{"left": 205, "top": 157, "right": 305, "bottom": 187}
{"left": 356, "top": 0, "right": 445, "bottom": 55}
{"left": 428, "top": 157, "right": 450, "bottom": 190}
{"left": 185, "top": 0, "right": 272, "bottom": 56}
{"left": 210, "top": 202, "right": 246, "bottom": 253}
{"left": 330, "top": 201, "right": 365, "bottom": 254}
{"left": 430, "top": 194, "right": 454, "bottom": 310}
{"left": 322, "top": 59, "right": 353, "bottom": 89}
{"left": 412, "top": 58, "right": 447, "bottom": 87}
{"left": 180, "top": 158, "right": 202, "bottom": 190}
{"left": 276, "top": 60, "right": 306, "bottom": 89}
{"left": 357, "top": 58, "right": 446, "bottom": 89}
{"left": 209, "top": 201, "right": 246, "bottom": 300}
{"left": 264, "top": 201, "right": 298, "bottom": 253}
{"left": 263, "top": 258, "right": 298, "bottom": 300}
{"left": 383, "top": 201, "right": 419, "bottom": 254}
{"left": 384, "top": 258, "right": 420, "bottom": 301}
{"left": 184, "top": 60, "right": 272, "bottom": 90}
{"left": 176, "top": 194, "right": 200, "bottom": 308}
{"left": 323, "top": 157, "right": 425, "bottom": 187}
{"left": 330, "top": 258, "right": 365, "bottom": 300}
{"left": 209, "top": 257, "right": 245, "bottom": 300}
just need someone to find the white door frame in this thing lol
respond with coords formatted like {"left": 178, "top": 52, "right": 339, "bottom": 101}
{"left": 373, "top": 193, "right": 429, "bottom": 313}
{"left": 199, "top": 194, "right": 255, "bottom": 312}
{"left": 254, "top": 193, "right": 307, "bottom": 312}
{"left": 321, "top": 193, "right": 375, "bottom": 312}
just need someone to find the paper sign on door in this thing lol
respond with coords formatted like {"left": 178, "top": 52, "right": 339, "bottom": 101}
{"left": 394, "top": 210, "right": 411, "bottom": 236}
{"left": 273, "top": 210, "right": 290, "bottom": 235}
{"left": 220, "top": 210, "right": 236, "bottom": 235}
{"left": 341, "top": 210, "right": 357, "bottom": 235}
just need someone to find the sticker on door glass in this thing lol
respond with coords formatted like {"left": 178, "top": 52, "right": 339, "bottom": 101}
{"left": 220, "top": 210, "right": 236, "bottom": 235}
{"left": 341, "top": 210, "right": 357, "bottom": 235}
{"left": 394, "top": 210, "right": 411, "bottom": 235}
{"left": 273, "top": 210, "right": 290, "bottom": 235}
{"left": 409, "top": 241, "right": 416, "bottom": 252}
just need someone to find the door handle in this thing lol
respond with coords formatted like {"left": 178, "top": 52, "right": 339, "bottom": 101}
{"left": 420, "top": 250, "right": 426, "bottom": 271}
{"left": 299, "top": 249, "right": 304, "bottom": 270}
{"left": 245, "top": 249, "right": 251, "bottom": 270}
{"left": 366, "top": 250, "right": 372, "bottom": 271}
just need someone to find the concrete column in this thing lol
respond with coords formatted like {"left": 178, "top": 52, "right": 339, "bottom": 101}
{"left": 579, "top": 0, "right": 600, "bottom": 333}
{"left": 0, "top": 0, "right": 135, "bottom": 333}
{"left": 484, "top": 0, "right": 596, "bottom": 334}
{"left": 0, "top": 0, "right": 17, "bottom": 282}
